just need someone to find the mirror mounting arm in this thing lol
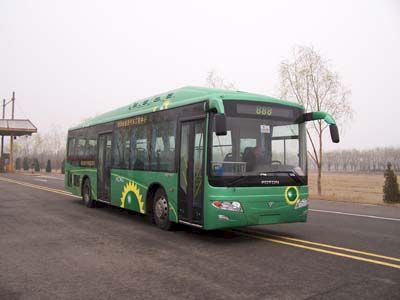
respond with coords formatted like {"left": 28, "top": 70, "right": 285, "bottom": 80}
{"left": 208, "top": 96, "right": 227, "bottom": 136}
{"left": 208, "top": 97, "right": 225, "bottom": 114}
{"left": 301, "top": 111, "right": 340, "bottom": 143}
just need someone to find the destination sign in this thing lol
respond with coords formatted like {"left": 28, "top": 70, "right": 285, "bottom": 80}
{"left": 80, "top": 160, "right": 96, "bottom": 167}
{"left": 236, "top": 103, "right": 295, "bottom": 119}
{"left": 117, "top": 116, "right": 148, "bottom": 128}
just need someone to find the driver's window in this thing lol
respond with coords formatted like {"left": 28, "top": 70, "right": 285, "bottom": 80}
{"left": 212, "top": 131, "right": 232, "bottom": 162}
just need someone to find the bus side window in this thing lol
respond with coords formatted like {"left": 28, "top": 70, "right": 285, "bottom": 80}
{"left": 87, "top": 139, "right": 97, "bottom": 158}
{"left": 67, "top": 138, "right": 76, "bottom": 159}
{"left": 77, "top": 138, "right": 87, "bottom": 157}
{"left": 112, "top": 127, "right": 130, "bottom": 169}
{"left": 131, "top": 125, "right": 150, "bottom": 170}
{"left": 151, "top": 120, "right": 176, "bottom": 172}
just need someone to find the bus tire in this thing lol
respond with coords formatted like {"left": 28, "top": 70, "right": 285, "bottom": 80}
{"left": 153, "top": 188, "right": 172, "bottom": 230}
{"left": 82, "top": 179, "right": 95, "bottom": 208}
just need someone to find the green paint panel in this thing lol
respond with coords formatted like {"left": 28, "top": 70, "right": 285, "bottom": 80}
{"left": 65, "top": 163, "right": 309, "bottom": 230}
{"left": 64, "top": 163, "right": 97, "bottom": 199}
{"left": 203, "top": 181, "right": 309, "bottom": 230}
{"left": 110, "top": 169, "right": 178, "bottom": 221}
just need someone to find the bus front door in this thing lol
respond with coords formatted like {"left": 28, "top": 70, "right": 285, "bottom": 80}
{"left": 97, "top": 133, "right": 112, "bottom": 202}
{"left": 178, "top": 119, "right": 205, "bottom": 226}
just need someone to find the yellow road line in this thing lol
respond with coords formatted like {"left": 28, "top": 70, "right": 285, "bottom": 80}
{"left": 235, "top": 231, "right": 400, "bottom": 269}
{"left": 0, "top": 176, "right": 68, "bottom": 193}
{"left": 235, "top": 231, "right": 400, "bottom": 270}
{"left": 0, "top": 176, "right": 81, "bottom": 199}
{"left": 237, "top": 229, "right": 400, "bottom": 263}
{"left": 0, "top": 176, "right": 66, "bottom": 192}
{"left": 1, "top": 175, "right": 400, "bottom": 270}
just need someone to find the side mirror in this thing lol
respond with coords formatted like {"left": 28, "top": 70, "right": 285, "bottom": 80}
{"left": 301, "top": 112, "right": 340, "bottom": 144}
{"left": 215, "top": 114, "right": 227, "bottom": 136}
{"left": 330, "top": 124, "right": 340, "bottom": 143}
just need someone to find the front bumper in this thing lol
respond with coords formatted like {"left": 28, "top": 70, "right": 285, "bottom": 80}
{"left": 204, "top": 185, "right": 309, "bottom": 230}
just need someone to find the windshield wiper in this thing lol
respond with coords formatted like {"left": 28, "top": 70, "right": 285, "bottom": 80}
{"left": 226, "top": 176, "right": 247, "bottom": 187}
{"left": 259, "top": 171, "right": 305, "bottom": 185}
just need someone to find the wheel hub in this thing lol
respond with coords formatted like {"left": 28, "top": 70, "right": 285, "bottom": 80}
{"left": 83, "top": 186, "right": 89, "bottom": 203}
{"left": 155, "top": 197, "right": 168, "bottom": 220}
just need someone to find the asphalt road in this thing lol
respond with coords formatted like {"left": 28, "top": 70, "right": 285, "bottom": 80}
{"left": 0, "top": 173, "right": 399, "bottom": 300}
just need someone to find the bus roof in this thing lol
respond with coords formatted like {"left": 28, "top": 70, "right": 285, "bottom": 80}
{"left": 69, "top": 86, "right": 303, "bottom": 131}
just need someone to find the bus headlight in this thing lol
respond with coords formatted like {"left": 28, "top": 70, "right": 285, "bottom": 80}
{"left": 295, "top": 198, "right": 308, "bottom": 209}
{"left": 212, "top": 201, "right": 243, "bottom": 212}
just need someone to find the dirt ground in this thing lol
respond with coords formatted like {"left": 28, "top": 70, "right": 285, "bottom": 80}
{"left": 308, "top": 172, "right": 400, "bottom": 205}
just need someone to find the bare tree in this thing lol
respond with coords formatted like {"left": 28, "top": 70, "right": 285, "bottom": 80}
{"left": 205, "top": 70, "right": 236, "bottom": 90}
{"left": 13, "top": 125, "right": 67, "bottom": 172}
{"left": 45, "top": 125, "right": 66, "bottom": 170}
{"left": 279, "top": 46, "right": 352, "bottom": 195}
{"left": 322, "top": 147, "right": 400, "bottom": 173}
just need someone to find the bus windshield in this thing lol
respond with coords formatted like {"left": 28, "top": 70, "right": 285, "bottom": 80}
{"left": 209, "top": 101, "right": 307, "bottom": 187}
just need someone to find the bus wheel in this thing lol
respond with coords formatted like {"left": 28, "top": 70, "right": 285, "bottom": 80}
{"left": 153, "top": 188, "right": 172, "bottom": 230}
{"left": 82, "top": 179, "right": 95, "bottom": 208}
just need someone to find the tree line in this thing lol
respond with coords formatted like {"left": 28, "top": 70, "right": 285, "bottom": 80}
{"left": 309, "top": 147, "right": 400, "bottom": 172}
{"left": 12, "top": 126, "right": 66, "bottom": 172}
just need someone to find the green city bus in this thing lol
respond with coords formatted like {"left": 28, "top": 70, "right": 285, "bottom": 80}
{"left": 65, "top": 86, "right": 339, "bottom": 230}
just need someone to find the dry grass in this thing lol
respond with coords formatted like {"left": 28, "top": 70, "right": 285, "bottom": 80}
{"left": 308, "top": 172, "right": 400, "bottom": 205}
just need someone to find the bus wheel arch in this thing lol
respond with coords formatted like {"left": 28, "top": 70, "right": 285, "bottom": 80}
{"left": 81, "top": 175, "right": 90, "bottom": 197}
{"left": 82, "top": 176, "right": 95, "bottom": 208}
{"left": 147, "top": 183, "right": 173, "bottom": 230}
{"left": 146, "top": 183, "right": 163, "bottom": 215}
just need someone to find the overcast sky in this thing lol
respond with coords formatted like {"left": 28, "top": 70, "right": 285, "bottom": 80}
{"left": 1, "top": 0, "right": 399, "bottom": 150}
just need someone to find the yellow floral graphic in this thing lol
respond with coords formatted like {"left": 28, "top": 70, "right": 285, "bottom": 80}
{"left": 120, "top": 181, "right": 145, "bottom": 213}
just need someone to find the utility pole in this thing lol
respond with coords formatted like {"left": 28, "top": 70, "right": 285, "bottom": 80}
{"left": 0, "top": 92, "right": 16, "bottom": 172}
{"left": 9, "top": 92, "right": 15, "bottom": 172}
{"left": 0, "top": 99, "right": 5, "bottom": 172}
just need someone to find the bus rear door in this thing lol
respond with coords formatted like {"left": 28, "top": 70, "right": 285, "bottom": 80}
{"left": 97, "top": 133, "right": 112, "bottom": 202}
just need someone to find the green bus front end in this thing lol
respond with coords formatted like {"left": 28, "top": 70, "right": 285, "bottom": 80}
{"left": 202, "top": 100, "right": 309, "bottom": 229}
{"left": 203, "top": 185, "right": 308, "bottom": 230}
{"left": 65, "top": 87, "right": 338, "bottom": 230}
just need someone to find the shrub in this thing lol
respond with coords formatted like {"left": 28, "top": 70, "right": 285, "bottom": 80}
{"left": 33, "top": 158, "right": 40, "bottom": 172}
{"left": 23, "top": 157, "right": 29, "bottom": 171}
{"left": 15, "top": 158, "right": 21, "bottom": 170}
{"left": 46, "top": 159, "right": 52, "bottom": 173}
{"left": 383, "top": 162, "right": 400, "bottom": 203}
